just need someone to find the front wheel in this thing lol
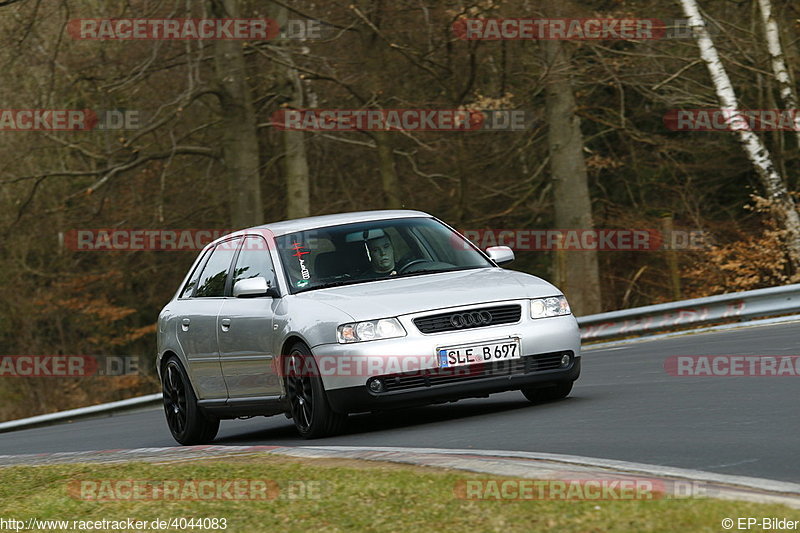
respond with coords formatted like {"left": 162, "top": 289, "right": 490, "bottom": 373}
{"left": 521, "top": 380, "right": 574, "bottom": 404}
{"left": 162, "top": 357, "right": 219, "bottom": 445}
{"left": 284, "top": 342, "right": 347, "bottom": 439}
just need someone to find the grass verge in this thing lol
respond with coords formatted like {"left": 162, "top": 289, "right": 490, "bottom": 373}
{"left": 0, "top": 455, "right": 797, "bottom": 532}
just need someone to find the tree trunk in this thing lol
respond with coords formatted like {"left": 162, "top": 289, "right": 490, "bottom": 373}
{"left": 757, "top": 0, "right": 800, "bottom": 149}
{"left": 210, "top": 0, "right": 263, "bottom": 228}
{"left": 284, "top": 118, "right": 311, "bottom": 218}
{"left": 543, "top": 39, "right": 602, "bottom": 315}
{"left": 680, "top": 0, "right": 800, "bottom": 270}
{"left": 273, "top": 4, "right": 311, "bottom": 219}
{"left": 357, "top": 1, "right": 403, "bottom": 210}
{"left": 375, "top": 131, "right": 402, "bottom": 209}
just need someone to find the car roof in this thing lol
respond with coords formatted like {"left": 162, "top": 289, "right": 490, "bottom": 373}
{"left": 250, "top": 209, "right": 433, "bottom": 237}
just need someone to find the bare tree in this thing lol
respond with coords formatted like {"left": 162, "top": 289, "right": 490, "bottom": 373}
{"left": 354, "top": 2, "right": 403, "bottom": 209}
{"left": 374, "top": 131, "right": 402, "bottom": 209}
{"left": 757, "top": 0, "right": 800, "bottom": 149}
{"left": 210, "top": 0, "right": 263, "bottom": 228}
{"left": 543, "top": 39, "right": 602, "bottom": 314}
{"left": 272, "top": 3, "right": 311, "bottom": 219}
{"left": 680, "top": 0, "right": 800, "bottom": 270}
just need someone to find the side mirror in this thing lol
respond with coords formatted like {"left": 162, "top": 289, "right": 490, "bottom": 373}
{"left": 233, "top": 277, "right": 280, "bottom": 298}
{"left": 486, "top": 245, "right": 515, "bottom": 266}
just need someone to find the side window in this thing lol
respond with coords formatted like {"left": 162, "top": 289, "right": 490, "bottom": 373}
{"left": 232, "top": 236, "right": 278, "bottom": 289}
{"left": 179, "top": 249, "right": 210, "bottom": 299}
{"left": 194, "top": 238, "right": 242, "bottom": 298}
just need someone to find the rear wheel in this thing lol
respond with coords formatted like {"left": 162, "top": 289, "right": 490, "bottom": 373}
{"left": 162, "top": 357, "right": 219, "bottom": 445}
{"left": 521, "top": 380, "right": 573, "bottom": 404}
{"left": 284, "top": 342, "right": 347, "bottom": 438}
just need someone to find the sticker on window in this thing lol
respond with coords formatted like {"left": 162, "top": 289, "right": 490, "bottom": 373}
{"left": 291, "top": 242, "right": 311, "bottom": 280}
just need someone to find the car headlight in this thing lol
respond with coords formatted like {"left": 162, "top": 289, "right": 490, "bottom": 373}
{"left": 530, "top": 296, "right": 571, "bottom": 319}
{"left": 337, "top": 318, "right": 406, "bottom": 343}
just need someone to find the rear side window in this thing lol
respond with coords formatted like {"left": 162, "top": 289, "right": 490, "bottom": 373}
{"left": 232, "top": 236, "right": 278, "bottom": 289}
{"left": 179, "top": 249, "right": 210, "bottom": 299}
{"left": 194, "top": 238, "right": 242, "bottom": 297}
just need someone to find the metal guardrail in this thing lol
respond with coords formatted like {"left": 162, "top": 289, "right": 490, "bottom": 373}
{"left": 0, "top": 393, "right": 162, "bottom": 433}
{"left": 577, "top": 283, "right": 800, "bottom": 341}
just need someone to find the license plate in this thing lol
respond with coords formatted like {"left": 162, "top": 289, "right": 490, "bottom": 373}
{"left": 437, "top": 338, "right": 521, "bottom": 368}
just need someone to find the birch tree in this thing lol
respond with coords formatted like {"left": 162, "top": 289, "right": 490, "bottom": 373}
{"left": 679, "top": 0, "right": 800, "bottom": 270}
{"left": 757, "top": 0, "right": 800, "bottom": 150}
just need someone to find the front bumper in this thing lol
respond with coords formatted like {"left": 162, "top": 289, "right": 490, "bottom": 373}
{"left": 327, "top": 355, "right": 580, "bottom": 413}
{"left": 310, "top": 307, "right": 581, "bottom": 412}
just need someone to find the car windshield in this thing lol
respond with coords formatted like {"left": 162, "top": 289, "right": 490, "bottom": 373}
{"left": 275, "top": 217, "right": 493, "bottom": 294}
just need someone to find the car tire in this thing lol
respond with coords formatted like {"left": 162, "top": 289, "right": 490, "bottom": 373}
{"left": 162, "top": 357, "right": 220, "bottom": 445}
{"left": 284, "top": 342, "right": 347, "bottom": 439}
{"left": 520, "top": 380, "right": 573, "bottom": 404}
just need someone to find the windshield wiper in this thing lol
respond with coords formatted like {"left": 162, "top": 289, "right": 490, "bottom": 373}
{"left": 394, "top": 266, "right": 478, "bottom": 278}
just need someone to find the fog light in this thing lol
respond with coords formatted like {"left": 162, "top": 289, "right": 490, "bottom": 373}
{"left": 368, "top": 379, "right": 384, "bottom": 393}
{"left": 560, "top": 354, "right": 571, "bottom": 367}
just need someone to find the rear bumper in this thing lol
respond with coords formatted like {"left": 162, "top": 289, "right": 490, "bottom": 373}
{"left": 327, "top": 356, "right": 580, "bottom": 413}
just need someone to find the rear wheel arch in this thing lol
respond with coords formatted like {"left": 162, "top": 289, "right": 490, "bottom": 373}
{"left": 160, "top": 350, "right": 200, "bottom": 400}
{"left": 161, "top": 354, "right": 220, "bottom": 445}
{"left": 160, "top": 350, "right": 179, "bottom": 375}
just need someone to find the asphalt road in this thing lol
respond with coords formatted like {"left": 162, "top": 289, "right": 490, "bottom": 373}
{"left": 1, "top": 321, "right": 798, "bottom": 481}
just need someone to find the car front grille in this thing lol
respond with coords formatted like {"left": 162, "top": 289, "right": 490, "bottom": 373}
{"left": 375, "top": 351, "right": 572, "bottom": 393}
{"left": 413, "top": 304, "right": 521, "bottom": 334}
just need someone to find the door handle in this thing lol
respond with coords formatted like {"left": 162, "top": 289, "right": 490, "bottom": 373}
{"left": 220, "top": 318, "right": 231, "bottom": 332}
{"left": 181, "top": 318, "right": 190, "bottom": 331}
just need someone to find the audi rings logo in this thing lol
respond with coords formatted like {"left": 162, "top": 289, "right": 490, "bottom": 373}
{"left": 450, "top": 311, "right": 493, "bottom": 328}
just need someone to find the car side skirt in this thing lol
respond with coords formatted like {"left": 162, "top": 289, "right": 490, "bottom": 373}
{"left": 197, "top": 396, "right": 287, "bottom": 419}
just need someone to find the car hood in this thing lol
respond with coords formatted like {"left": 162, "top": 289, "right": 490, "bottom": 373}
{"left": 293, "top": 267, "right": 560, "bottom": 321}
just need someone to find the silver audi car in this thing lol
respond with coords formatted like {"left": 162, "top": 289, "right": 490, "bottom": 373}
{"left": 157, "top": 210, "right": 581, "bottom": 444}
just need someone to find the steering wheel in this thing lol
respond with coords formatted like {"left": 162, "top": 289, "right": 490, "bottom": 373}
{"left": 398, "top": 259, "right": 429, "bottom": 274}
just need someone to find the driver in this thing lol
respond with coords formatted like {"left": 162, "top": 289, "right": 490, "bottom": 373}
{"left": 365, "top": 235, "right": 397, "bottom": 277}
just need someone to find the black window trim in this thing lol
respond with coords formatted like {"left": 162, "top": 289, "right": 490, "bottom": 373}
{"left": 228, "top": 233, "right": 279, "bottom": 297}
{"left": 178, "top": 248, "right": 211, "bottom": 300}
{"left": 191, "top": 236, "right": 245, "bottom": 299}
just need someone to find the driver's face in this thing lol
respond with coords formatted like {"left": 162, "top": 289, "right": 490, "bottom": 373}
{"left": 367, "top": 236, "right": 395, "bottom": 273}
